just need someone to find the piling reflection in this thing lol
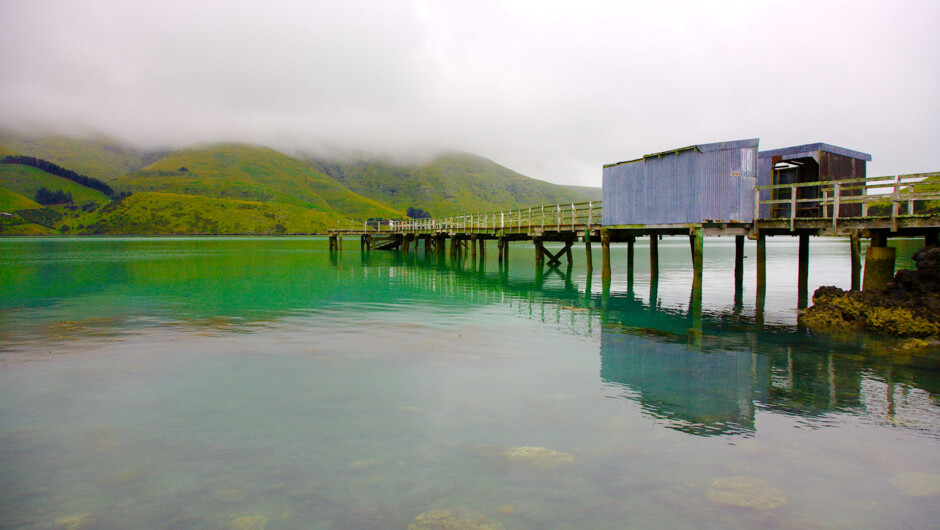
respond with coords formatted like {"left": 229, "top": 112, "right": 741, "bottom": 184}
{"left": 5, "top": 237, "right": 938, "bottom": 442}
{"left": 355, "top": 243, "right": 940, "bottom": 439}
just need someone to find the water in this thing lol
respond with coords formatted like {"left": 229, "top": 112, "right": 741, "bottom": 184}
{"left": 1, "top": 236, "right": 939, "bottom": 529}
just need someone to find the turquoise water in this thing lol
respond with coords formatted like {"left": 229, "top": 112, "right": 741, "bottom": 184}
{"left": 1, "top": 236, "right": 939, "bottom": 529}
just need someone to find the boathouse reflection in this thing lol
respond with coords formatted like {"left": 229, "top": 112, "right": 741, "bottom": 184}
{"left": 600, "top": 328, "right": 767, "bottom": 436}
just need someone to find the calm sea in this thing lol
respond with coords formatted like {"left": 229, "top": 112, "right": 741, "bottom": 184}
{"left": 1, "top": 236, "right": 938, "bottom": 529}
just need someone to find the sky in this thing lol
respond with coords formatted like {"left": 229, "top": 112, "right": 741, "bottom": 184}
{"left": 0, "top": 0, "right": 937, "bottom": 187}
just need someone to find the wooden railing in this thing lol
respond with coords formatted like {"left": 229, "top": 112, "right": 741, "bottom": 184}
{"left": 338, "top": 201, "right": 602, "bottom": 234}
{"left": 755, "top": 174, "right": 940, "bottom": 231}
{"left": 332, "top": 173, "right": 940, "bottom": 235}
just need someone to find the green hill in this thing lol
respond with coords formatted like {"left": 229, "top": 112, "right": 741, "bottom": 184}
{"left": 0, "top": 188, "right": 41, "bottom": 211}
{"left": 0, "top": 132, "right": 154, "bottom": 183}
{"left": 60, "top": 192, "right": 343, "bottom": 235}
{"left": 113, "top": 144, "right": 401, "bottom": 220}
{"left": 315, "top": 152, "right": 590, "bottom": 217}
{"left": 563, "top": 185, "right": 602, "bottom": 202}
{"left": 0, "top": 164, "right": 112, "bottom": 206}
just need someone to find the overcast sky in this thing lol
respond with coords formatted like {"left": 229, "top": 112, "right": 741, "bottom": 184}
{"left": 1, "top": 0, "right": 937, "bottom": 186}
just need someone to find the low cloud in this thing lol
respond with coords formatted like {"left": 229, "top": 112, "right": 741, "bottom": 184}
{"left": 1, "top": 0, "right": 937, "bottom": 185}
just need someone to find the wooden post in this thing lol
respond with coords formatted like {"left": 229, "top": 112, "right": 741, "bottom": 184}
{"left": 756, "top": 233, "right": 766, "bottom": 291}
{"left": 626, "top": 236, "right": 635, "bottom": 280}
{"left": 850, "top": 233, "right": 861, "bottom": 291}
{"left": 798, "top": 233, "right": 810, "bottom": 309}
{"left": 497, "top": 237, "right": 504, "bottom": 264}
{"left": 650, "top": 234, "right": 659, "bottom": 280}
{"left": 565, "top": 238, "right": 573, "bottom": 265}
{"left": 734, "top": 235, "right": 744, "bottom": 284}
{"left": 689, "top": 282, "right": 703, "bottom": 345}
{"left": 504, "top": 238, "right": 509, "bottom": 262}
{"left": 471, "top": 235, "right": 477, "bottom": 260}
{"left": 734, "top": 235, "right": 744, "bottom": 310}
{"left": 534, "top": 238, "right": 544, "bottom": 266}
{"left": 926, "top": 230, "right": 939, "bottom": 248}
{"left": 734, "top": 236, "right": 744, "bottom": 309}
{"left": 449, "top": 235, "right": 457, "bottom": 259}
{"left": 601, "top": 231, "right": 611, "bottom": 280}
{"left": 584, "top": 230, "right": 593, "bottom": 273}
{"left": 479, "top": 238, "right": 486, "bottom": 258}
{"left": 691, "top": 228, "right": 703, "bottom": 291}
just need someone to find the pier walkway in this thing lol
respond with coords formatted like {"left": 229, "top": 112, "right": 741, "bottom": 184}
{"left": 329, "top": 173, "right": 940, "bottom": 300}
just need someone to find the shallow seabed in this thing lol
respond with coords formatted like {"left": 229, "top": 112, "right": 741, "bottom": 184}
{"left": 1, "top": 236, "right": 939, "bottom": 529}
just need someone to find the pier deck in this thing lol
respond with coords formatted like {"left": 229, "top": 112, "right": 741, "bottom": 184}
{"left": 329, "top": 173, "right": 940, "bottom": 298}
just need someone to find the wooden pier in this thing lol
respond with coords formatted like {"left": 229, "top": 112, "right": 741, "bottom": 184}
{"left": 329, "top": 173, "right": 940, "bottom": 301}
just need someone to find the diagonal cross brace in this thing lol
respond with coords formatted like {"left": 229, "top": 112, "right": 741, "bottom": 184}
{"left": 541, "top": 239, "right": 574, "bottom": 266}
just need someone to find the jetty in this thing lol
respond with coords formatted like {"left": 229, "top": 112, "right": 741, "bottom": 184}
{"left": 329, "top": 140, "right": 940, "bottom": 306}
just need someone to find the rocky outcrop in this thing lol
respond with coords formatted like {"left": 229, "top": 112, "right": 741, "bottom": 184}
{"left": 799, "top": 246, "right": 940, "bottom": 337}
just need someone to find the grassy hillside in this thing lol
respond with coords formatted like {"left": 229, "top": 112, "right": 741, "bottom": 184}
{"left": 563, "top": 185, "right": 602, "bottom": 202}
{"left": 114, "top": 144, "right": 402, "bottom": 220}
{"left": 60, "top": 192, "right": 343, "bottom": 235}
{"left": 317, "top": 152, "right": 590, "bottom": 217}
{"left": 0, "top": 216, "right": 57, "bottom": 235}
{"left": 0, "top": 188, "right": 41, "bottom": 211}
{"left": 0, "top": 145, "right": 16, "bottom": 158}
{"left": 0, "top": 132, "right": 154, "bottom": 182}
{"left": 0, "top": 164, "right": 112, "bottom": 206}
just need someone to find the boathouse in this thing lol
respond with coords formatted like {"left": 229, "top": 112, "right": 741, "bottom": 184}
{"left": 601, "top": 139, "right": 759, "bottom": 226}
{"left": 757, "top": 143, "right": 871, "bottom": 219}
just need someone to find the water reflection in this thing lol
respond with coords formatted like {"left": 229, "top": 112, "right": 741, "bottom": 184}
{"left": 351, "top": 243, "right": 940, "bottom": 440}
{"left": 3, "top": 237, "right": 940, "bottom": 528}
{"left": 600, "top": 330, "right": 764, "bottom": 436}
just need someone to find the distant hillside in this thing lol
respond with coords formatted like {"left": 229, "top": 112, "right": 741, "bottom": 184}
{"left": 315, "top": 152, "right": 590, "bottom": 217}
{"left": 0, "top": 164, "right": 111, "bottom": 206}
{"left": 563, "top": 185, "right": 602, "bottom": 202}
{"left": 0, "top": 187, "right": 41, "bottom": 211}
{"left": 0, "top": 132, "right": 156, "bottom": 182}
{"left": 114, "top": 144, "right": 401, "bottom": 220}
{"left": 60, "top": 192, "right": 340, "bottom": 235}
{"left": 0, "top": 131, "right": 600, "bottom": 235}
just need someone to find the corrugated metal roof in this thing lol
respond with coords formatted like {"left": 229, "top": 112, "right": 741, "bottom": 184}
{"left": 604, "top": 138, "right": 759, "bottom": 168}
{"left": 758, "top": 142, "right": 872, "bottom": 162}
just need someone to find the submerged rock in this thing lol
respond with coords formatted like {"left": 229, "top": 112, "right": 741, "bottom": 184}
{"left": 889, "top": 472, "right": 940, "bottom": 497}
{"left": 230, "top": 515, "right": 267, "bottom": 529}
{"left": 501, "top": 446, "right": 575, "bottom": 470}
{"left": 53, "top": 514, "right": 96, "bottom": 530}
{"left": 408, "top": 509, "right": 503, "bottom": 530}
{"left": 705, "top": 476, "right": 788, "bottom": 510}
{"left": 799, "top": 246, "right": 940, "bottom": 337}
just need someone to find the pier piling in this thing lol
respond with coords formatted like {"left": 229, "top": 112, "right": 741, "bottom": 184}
{"left": 690, "top": 228, "right": 703, "bottom": 290}
{"left": 798, "top": 233, "right": 810, "bottom": 308}
{"left": 756, "top": 234, "right": 766, "bottom": 291}
{"left": 650, "top": 235, "right": 659, "bottom": 280}
{"left": 584, "top": 231, "right": 593, "bottom": 272}
{"left": 863, "top": 241, "right": 896, "bottom": 291}
{"left": 601, "top": 231, "right": 611, "bottom": 280}
{"left": 850, "top": 233, "right": 861, "bottom": 291}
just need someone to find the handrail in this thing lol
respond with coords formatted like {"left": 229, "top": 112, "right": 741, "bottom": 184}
{"left": 332, "top": 173, "right": 940, "bottom": 235}
{"left": 360, "top": 201, "right": 603, "bottom": 234}
{"left": 755, "top": 173, "right": 940, "bottom": 231}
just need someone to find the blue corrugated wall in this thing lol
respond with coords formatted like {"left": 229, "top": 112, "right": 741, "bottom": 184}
{"left": 602, "top": 139, "right": 759, "bottom": 225}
